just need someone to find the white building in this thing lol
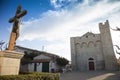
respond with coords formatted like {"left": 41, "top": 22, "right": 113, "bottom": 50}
{"left": 28, "top": 53, "right": 59, "bottom": 72}
{"left": 14, "top": 46, "right": 60, "bottom": 72}
{"left": 71, "top": 20, "right": 118, "bottom": 71}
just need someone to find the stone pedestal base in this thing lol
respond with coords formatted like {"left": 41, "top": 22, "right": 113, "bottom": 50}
{"left": 0, "top": 50, "right": 24, "bottom": 75}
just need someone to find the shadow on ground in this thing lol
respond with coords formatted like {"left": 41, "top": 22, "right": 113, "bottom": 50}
{"left": 104, "top": 71, "right": 120, "bottom": 80}
{"left": 60, "top": 71, "right": 120, "bottom": 80}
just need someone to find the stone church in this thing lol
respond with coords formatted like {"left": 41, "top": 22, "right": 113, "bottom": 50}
{"left": 71, "top": 20, "right": 118, "bottom": 71}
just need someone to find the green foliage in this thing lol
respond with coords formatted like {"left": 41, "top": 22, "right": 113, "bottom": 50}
{"left": 0, "top": 72, "right": 60, "bottom": 80}
{"left": 24, "top": 51, "right": 41, "bottom": 60}
{"left": 21, "top": 51, "right": 42, "bottom": 65}
{"left": 56, "top": 57, "right": 69, "bottom": 66}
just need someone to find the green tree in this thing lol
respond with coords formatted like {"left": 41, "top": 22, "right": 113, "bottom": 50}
{"left": 21, "top": 51, "right": 41, "bottom": 65}
{"left": 56, "top": 57, "right": 69, "bottom": 67}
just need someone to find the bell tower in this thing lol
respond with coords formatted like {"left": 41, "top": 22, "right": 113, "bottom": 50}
{"left": 99, "top": 20, "right": 118, "bottom": 70}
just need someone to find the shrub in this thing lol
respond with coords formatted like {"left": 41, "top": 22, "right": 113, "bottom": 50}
{"left": 0, "top": 72, "right": 60, "bottom": 80}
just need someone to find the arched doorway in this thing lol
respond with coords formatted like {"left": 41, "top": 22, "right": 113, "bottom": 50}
{"left": 88, "top": 58, "right": 95, "bottom": 70}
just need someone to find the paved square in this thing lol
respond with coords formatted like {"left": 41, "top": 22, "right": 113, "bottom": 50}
{"left": 60, "top": 71, "right": 120, "bottom": 80}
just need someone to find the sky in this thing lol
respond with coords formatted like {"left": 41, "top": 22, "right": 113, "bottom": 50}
{"left": 0, "top": 0, "right": 120, "bottom": 60}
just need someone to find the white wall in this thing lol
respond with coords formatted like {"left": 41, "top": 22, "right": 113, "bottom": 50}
{"left": 28, "top": 63, "right": 34, "bottom": 72}
{"left": 36, "top": 63, "right": 42, "bottom": 72}
{"left": 49, "top": 61, "right": 57, "bottom": 72}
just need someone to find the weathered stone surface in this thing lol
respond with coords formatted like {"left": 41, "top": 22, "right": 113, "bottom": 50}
{"left": 0, "top": 50, "right": 24, "bottom": 75}
{"left": 71, "top": 20, "right": 118, "bottom": 71}
{"left": 8, "top": 33, "right": 16, "bottom": 51}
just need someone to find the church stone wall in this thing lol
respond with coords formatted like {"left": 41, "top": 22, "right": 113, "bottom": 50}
{"left": 70, "top": 37, "right": 77, "bottom": 70}
{"left": 71, "top": 33, "right": 105, "bottom": 71}
{"left": 99, "top": 20, "right": 118, "bottom": 70}
{"left": 71, "top": 20, "right": 118, "bottom": 71}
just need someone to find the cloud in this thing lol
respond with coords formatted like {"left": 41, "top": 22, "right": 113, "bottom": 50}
{"left": 50, "top": 0, "right": 62, "bottom": 8}
{"left": 19, "top": 0, "right": 120, "bottom": 60}
{"left": 45, "top": 42, "right": 70, "bottom": 59}
{"left": 50, "top": 0, "right": 81, "bottom": 9}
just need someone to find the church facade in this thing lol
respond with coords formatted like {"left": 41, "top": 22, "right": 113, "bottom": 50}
{"left": 71, "top": 20, "right": 118, "bottom": 71}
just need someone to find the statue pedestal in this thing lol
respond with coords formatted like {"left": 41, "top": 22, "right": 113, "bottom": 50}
{"left": 0, "top": 50, "right": 24, "bottom": 75}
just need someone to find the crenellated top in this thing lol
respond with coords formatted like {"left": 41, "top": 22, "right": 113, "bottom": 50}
{"left": 99, "top": 20, "right": 109, "bottom": 28}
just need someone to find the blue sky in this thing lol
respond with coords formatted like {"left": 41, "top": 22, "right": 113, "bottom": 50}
{"left": 1, "top": 0, "right": 120, "bottom": 60}
{"left": 0, "top": 0, "right": 53, "bottom": 40}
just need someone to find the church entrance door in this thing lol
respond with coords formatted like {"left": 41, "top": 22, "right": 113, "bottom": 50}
{"left": 88, "top": 58, "right": 95, "bottom": 70}
{"left": 89, "top": 62, "right": 94, "bottom": 70}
